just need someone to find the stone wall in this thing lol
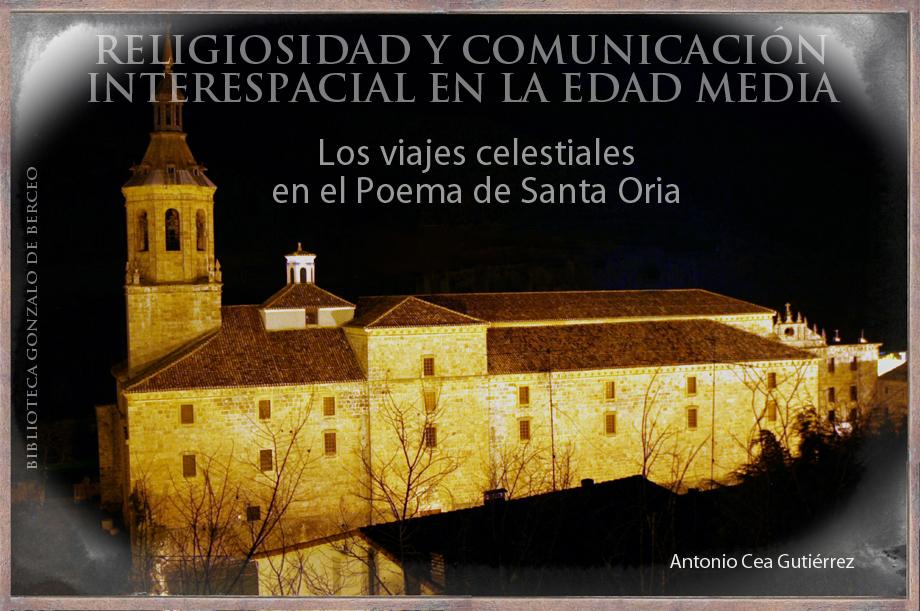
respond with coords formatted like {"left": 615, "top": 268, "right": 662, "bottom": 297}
{"left": 96, "top": 403, "right": 125, "bottom": 510}
{"left": 363, "top": 326, "right": 489, "bottom": 380}
{"left": 123, "top": 185, "right": 216, "bottom": 284}
{"left": 124, "top": 381, "right": 370, "bottom": 536}
{"left": 125, "top": 283, "right": 221, "bottom": 371}
{"left": 486, "top": 358, "right": 819, "bottom": 491}
{"left": 814, "top": 343, "right": 880, "bottom": 421}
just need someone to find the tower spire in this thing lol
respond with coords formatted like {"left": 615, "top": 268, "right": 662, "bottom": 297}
{"left": 163, "top": 31, "right": 175, "bottom": 73}
{"left": 154, "top": 33, "right": 184, "bottom": 132}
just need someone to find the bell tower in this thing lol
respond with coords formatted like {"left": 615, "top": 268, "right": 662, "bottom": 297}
{"left": 122, "top": 35, "right": 222, "bottom": 373}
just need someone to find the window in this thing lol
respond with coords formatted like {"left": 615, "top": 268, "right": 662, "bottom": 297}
{"left": 850, "top": 386, "right": 858, "bottom": 401}
{"left": 258, "top": 399, "right": 271, "bottom": 420}
{"left": 423, "top": 390, "right": 437, "bottom": 413}
{"left": 686, "top": 376, "right": 697, "bottom": 395}
{"left": 518, "top": 386, "right": 530, "bottom": 406}
{"left": 246, "top": 506, "right": 261, "bottom": 522}
{"left": 195, "top": 210, "right": 206, "bottom": 251}
{"left": 828, "top": 409, "right": 836, "bottom": 423}
{"left": 605, "top": 412, "right": 617, "bottom": 435}
{"left": 182, "top": 454, "right": 196, "bottom": 478}
{"left": 166, "top": 164, "right": 177, "bottom": 182}
{"left": 323, "top": 396, "right": 336, "bottom": 417}
{"left": 828, "top": 358, "right": 836, "bottom": 373}
{"left": 765, "top": 399, "right": 778, "bottom": 422}
{"left": 767, "top": 372, "right": 777, "bottom": 390}
{"left": 687, "top": 407, "right": 698, "bottom": 430}
{"left": 828, "top": 387, "right": 836, "bottom": 404}
{"left": 299, "top": 267, "right": 308, "bottom": 283}
{"left": 259, "top": 449, "right": 273, "bottom": 472}
{"left": 165, "top": 208, "right": 181, "bottom": 251}
{"left": 784, "top": 327, "right": 795, "bottom": 337}
{"left": 850, "top": 356, "right": 858, "bottom": 371}
{"left": 422, "top": 356, "right": 436, "bottom": 377}
{"left": 848, "top": 408, "right": 858, "bottom": 422}
{"left": 605, "top": 381, "right": 616, "bottom": 401}
{"left": 180, "top": 404, "right": 194, "bottom": 424}
{"left": 137, "top": 211, "right": 149, "bottom": 252}
{"left": 424, "top": 426, "right": 437, "bottom": 448}
{"left": 519, "top": 419, "right": 531, "bottom": 441}
{"left": 324, "top": 431, "right": 337, "bottom": 456}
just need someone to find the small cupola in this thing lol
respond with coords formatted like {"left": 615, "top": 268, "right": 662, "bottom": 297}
{"left": 286, "top": 242, "right": 317, "bottom": 284}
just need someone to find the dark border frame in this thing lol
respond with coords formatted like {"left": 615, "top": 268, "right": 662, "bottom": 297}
{"left": 1, "top": 2, "right": 916, "bottom": 609}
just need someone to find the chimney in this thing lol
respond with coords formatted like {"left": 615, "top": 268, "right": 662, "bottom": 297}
{"left": 483, "top": 488, "right": 507, "bottom": 504}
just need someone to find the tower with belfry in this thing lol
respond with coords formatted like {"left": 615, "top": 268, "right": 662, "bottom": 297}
{"left": 122, "top": 36, "right": 222, "bottom": 374}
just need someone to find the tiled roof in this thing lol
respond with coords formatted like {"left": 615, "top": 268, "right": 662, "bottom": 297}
{"left": 488, "top": 319, "right": 812, "bottom": 374}
{"left": 261, "top": 283, "right": 354, "bottom": 310}
{"left": 351, "top": 296, "right": 483, "bottom": 328}
{"left": 418, "top": 289, "right": 773, "bottom": 323}
{"left": 124, "top": 132, "right": 215, "bottom": 188}
{"left": 126, "top": 306, "right": 364, "bottom": 392}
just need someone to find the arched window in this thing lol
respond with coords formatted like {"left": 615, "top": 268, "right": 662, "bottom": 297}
{"left": 137, "top": 211, "right": 149, "bottom": 252}
{"left": 195, "top": 210, "right": 206, "bottom": 251}
{"left": 299, "top": 267, "right": 308, "bottom": 283}
{"left": 165, "top": 209, "right": 181, "bottom": 251}
{"left": 289, "top": 267, "right": 295, "bottom": 284}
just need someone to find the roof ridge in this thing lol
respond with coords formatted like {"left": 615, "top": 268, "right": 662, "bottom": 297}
{"left": 418, "top": 288, "right": 706, "bottom": 297}
{"left": 308, "top": 283, "right": 356, "bottom": 307}
{"left": 406, "top": 296, "right": 483, "bottom": 323}
{"left": 694, "top": 288, "right": 777, "bottom": 313}
{"left": 261, "top": 283, "right": 355, "bottom": 309}
{"left": 364, "top": 296, "right": 414, "bottom": 327}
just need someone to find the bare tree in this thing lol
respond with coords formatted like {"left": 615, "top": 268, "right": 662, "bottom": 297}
{"left": 483, "top": 438, "right": 551, "bottom": 500}
{"left": 727, "top": 361, "right": 817, "bottom": 474}
{"left": 349, "top": 377, "right": 462, "bottom": 593}
{"left": 131, "top": 397, "right": 317, "bottom": 595}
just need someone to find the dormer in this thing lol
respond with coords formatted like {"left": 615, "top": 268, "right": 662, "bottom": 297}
{"left": 260, "top": 246, "right": 355, "bottom": 330}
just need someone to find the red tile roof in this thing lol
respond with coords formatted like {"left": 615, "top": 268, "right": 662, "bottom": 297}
{"left": 351, "top": 296, "right": 483, "bottom": 328}
{"left": 123, "top": 132, "right": 216, "bottom": 188}
{"left": 261, "top": 283, "right": 354, "bottom": 310}
{"left": 126, "top": 306, "right": 365, "bottom": 392}
{"left": 487, "top": 319, "right": 812, "bottom": 374}
{"left": 418, "top": 289, "right": 773, "bottom": 323}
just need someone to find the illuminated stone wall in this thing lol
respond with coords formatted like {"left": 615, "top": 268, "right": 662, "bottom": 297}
{"left": 123, "top": 184, "right": 216, "bottom": 284}
{"left": 125, "top": 283, "right": 222, "bottom": 371}
{"left": 123, "top": 180, "right": 222, "bottom": 373}
{"left": 487, "top": 359, "right": 820, "bottom": 492}
{"left": 122, "top": 382, "right": 370, "bottom": 536}
{"left": 814, "top": 343, "right": 881, "bottom": 421}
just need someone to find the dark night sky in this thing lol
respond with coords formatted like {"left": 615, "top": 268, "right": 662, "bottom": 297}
{"left": 10, "top": 13, "right": 908, "bottom": 426}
